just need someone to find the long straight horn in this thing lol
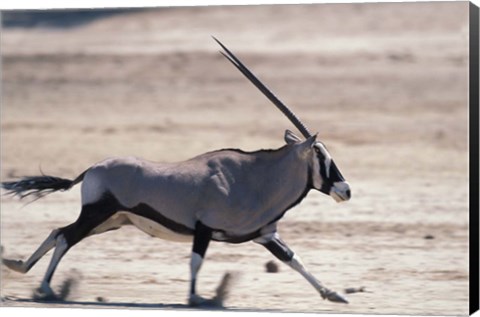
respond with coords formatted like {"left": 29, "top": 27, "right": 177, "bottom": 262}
{"left": 213, "top": 37, "right": 312, "bottom": 139}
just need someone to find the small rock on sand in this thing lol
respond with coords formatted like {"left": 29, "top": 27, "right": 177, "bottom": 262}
{"left": 265, "top": 260, "right": 279, "bottom": 273}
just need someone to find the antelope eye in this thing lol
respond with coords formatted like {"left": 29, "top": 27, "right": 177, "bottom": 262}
{"left": 314, "top": 146, "right": 324, "bottom": 158}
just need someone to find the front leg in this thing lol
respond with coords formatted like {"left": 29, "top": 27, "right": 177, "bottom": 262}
{"left": 254, "top": 232, "right": 348, "bottom": 304}
{"left": 188, "top": 221, "right": 212, "bottom": 306}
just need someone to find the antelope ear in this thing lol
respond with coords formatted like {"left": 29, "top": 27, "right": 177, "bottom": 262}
{"left": 297, "top": 133, "right": 318, "bottom": 157}
{"left": 303, "top": 133, "right": 318, "bottom": 150}
{"left": 284, "top": 129, "right": 302, "bottom": 144}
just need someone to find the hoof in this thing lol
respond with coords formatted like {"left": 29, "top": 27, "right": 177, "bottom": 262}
{"left": 2, "top": 259, "right": 26, "bottom": 274}
{"left": 188, "top": 294, "right": 223, "bottom": 308}
{"left": 33, "top": 284, "right": 59, "bottom": 302}
{"left": 322, "top": 290, "right": 349, "bottom": 304}
{"left": 188, "top": 294, "right": 206, "bottom": 307}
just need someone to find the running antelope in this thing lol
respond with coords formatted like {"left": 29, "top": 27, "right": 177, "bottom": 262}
{"left": 1, "top": 38, "right": 351, "bottom": 306}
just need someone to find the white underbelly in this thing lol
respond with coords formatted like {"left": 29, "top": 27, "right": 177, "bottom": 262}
{"left": 126, "top": 212, "right": 193, "bottom": 242}
{"left": 90, "top": 211, "right": 193, "bottom": 243}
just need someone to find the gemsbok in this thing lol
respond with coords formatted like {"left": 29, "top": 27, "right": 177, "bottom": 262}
{"left": 1, "top": 38, "right": 352, "bottom": 306}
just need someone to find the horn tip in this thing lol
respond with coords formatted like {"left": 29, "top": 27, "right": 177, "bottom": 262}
{"left": 212, "top": 35, "right": 221, "bottom": 44}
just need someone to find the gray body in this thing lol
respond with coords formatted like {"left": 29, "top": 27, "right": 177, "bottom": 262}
{"left": 85, "top": 144, "right": 309, "bottom": 240}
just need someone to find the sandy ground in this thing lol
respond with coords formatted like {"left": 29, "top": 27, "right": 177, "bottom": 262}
{"left": 0, "top": 2, "right": 471, "bottom": 315}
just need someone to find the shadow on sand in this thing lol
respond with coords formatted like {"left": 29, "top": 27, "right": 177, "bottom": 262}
{"left": 1, "top": 295, "right": 269, "bottom": 312}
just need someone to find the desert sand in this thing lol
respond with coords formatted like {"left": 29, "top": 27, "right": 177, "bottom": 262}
{"left": 0, "top": 2, "right": 471, "bottom": 315}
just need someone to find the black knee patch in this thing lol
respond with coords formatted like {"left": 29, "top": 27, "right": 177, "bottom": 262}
{"left": 192, "top": 222, "right": 212, "bottom": 258}
{"left": 264, "top": 239, "right": 294, "bottom": 262}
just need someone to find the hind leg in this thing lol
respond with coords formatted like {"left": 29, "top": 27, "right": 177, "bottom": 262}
{"left": 3, "top": 229, "right": 60, "bottom": 274}
{"left": 34, "top": 232, "right": 71, "bottom": 299}
{"left": 32, "top": 219, "right": 112, "bottom": 300}
{"left": 2, "top": 226, "right": 76, "bottom": 300}
{"left": 27, "top": 197, "right": 121, "bottom": 300}
{"left": 32, "top": 196, "right": 120, "bottom": 299}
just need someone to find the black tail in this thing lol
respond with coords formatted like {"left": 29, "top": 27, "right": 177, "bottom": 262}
{"left": 1, "top": 171, "right": 87, "bottom": 200}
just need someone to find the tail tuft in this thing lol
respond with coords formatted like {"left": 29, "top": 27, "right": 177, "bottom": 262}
{"left": 1, "top": 175, "right": 76, "bottom": 200}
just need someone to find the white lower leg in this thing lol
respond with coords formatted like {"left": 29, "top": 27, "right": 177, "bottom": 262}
{"left": 188, "top": 252, "right": 204, "bottom": 305}
{"left": 3, "top": 229, "right": 59, "bottom": 274}
{"left": 287, "top": 254, "right": 348, "bottom": 303}
{"left": 287, "top": 254, "right": 328, "bottom": 296}
{"left": 39, "top": 234, "right": 69, "bottom": 293}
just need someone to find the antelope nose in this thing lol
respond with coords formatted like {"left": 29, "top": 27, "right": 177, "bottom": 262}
{"left": 330, "top": 181, "right": 351, "bottom": 202}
